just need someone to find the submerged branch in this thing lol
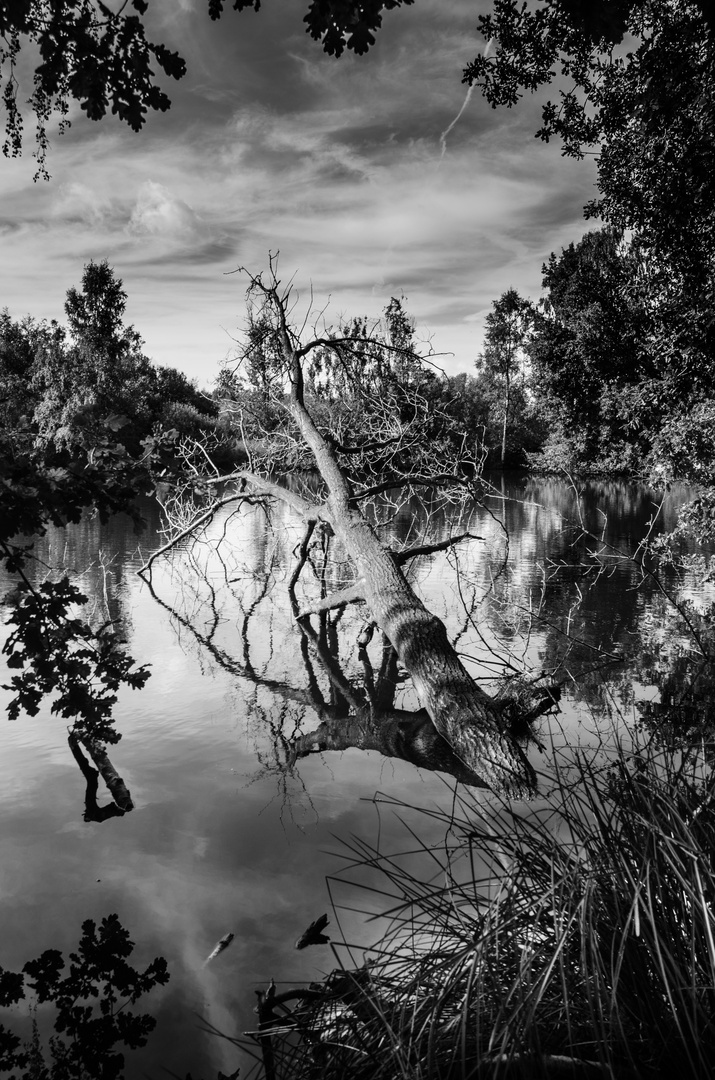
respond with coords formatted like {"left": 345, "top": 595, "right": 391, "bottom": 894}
{"left": 295, "top": 585, "right": 366, "bottom": 619}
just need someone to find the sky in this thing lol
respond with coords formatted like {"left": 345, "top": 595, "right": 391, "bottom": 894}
{"left": 0, "top": 0, "right": 599, "bottom": 387}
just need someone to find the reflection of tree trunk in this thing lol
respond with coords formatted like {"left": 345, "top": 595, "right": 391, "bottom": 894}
{"left": 293, "top": 706, "right": 490, "bottom": 789}
{"left": 68, "top": 733, "right": 133, "bottom": 816}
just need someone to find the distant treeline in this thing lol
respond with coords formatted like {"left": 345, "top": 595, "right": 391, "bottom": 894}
{"left": 1, "top": 261, "right": 226, "bottom": 468}
{"left": 4, "top": 235, "right": 714, "bottom": 484}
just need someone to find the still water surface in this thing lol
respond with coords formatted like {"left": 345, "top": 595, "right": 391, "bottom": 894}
{"left": 0, "top": 476, "right": 706, "bottom": 1077}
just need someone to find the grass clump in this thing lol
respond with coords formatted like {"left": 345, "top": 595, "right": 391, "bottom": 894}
{"left": 249, "top": 743, "right": 715, "bottom": 1080}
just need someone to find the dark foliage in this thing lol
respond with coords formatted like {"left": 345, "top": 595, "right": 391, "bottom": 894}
{"left": 3, "top": 0, "right": 415, "bottom": 173}
{"left": 2, "top": 578, "right": 151, "bottom": 744}
{"left": 0, "top": 915, "right": 168, "bottom": 1079}
{"left": 0, "top": 0, "right": 185, "bottom": 176}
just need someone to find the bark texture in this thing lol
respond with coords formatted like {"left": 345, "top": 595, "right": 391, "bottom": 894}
{"left": 325, "top": 511, "right": 535, "bottom": 797}
{"left": 293, "top": 706, "right": 491, "bottom": 789}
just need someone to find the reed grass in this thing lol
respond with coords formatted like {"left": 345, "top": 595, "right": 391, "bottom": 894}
{"left": 243, "top": 741, "right": 715, "bottom": 1080}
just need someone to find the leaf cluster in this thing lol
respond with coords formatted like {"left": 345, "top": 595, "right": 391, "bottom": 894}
{"left": 208, "top": 0, "right": 415, "bottom": 56}
{"left": 523, "top": 227, "right": 678, "bottom": 469}
{"left": 465, "top": 1, "right": 715, "bottom": 294}
{"left": 2, "top": 577, "right": 151, "bottom": 743}
{"left": 0, "top": 914, "right": 169, "bottom": 1080}
{"left": 1, "top": 0, "right": 185, "bottom": 177}
{"left": 302, "top": 0, "right": 414, "bottom": 57}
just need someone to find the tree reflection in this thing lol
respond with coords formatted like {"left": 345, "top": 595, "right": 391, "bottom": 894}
{"left": 139, "top": 494, "right": 571, "bottom": 809}
{"left": 67, "top": 733, "right": 130, "bottom": 822}
{"left": 455, "top": 477, "right": 715, "bottom": 731}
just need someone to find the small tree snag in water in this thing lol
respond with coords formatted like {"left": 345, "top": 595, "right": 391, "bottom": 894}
{"left": 146, "top": 265, "right": 537, "bottom": 799}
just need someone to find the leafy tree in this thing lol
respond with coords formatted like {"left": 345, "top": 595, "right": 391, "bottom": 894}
{"left": 0, "top": 311, "right": 59, "bottom": 432}
{"left": 465, "top": 2, "right": 715, "bottom": 385}
{"left": 31, "top": 261, "right": 141, "bottom": 449}
{"left": 646, "top": 401, "right": 715, "bottom": 547}
{"left": 0, "top": 264, "right": 222, "bottom": 742}
{"left": 64, "top": 259, "right": 140, "bottom": 369}
{"left": 464, "top": 1, "right": 713, "bottom": 253}
{"left": 305, "top": 296, "right": 422, "bottom": 400}
{"left": 476, "top": 288, "right": 531, "bottom": 467}
{"left": 526, "top": 228, "right": 653, "bottom": 469}
{"left": 28, "top": 261, "right": 216, "bottom": 455}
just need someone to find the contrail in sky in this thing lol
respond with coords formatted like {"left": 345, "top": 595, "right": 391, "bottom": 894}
{"left": 438, "top": 83, "right": 475, "bottom": 165}
{"left": 437, "top": 38, "right": 495, "bottom": 166}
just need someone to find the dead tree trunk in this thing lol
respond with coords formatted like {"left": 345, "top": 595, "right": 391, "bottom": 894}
{"left": 271, "top": 290, "right": 536, "bottom": 800}
{"left": 147, "top": 270, "right": 538, "bottom": 799}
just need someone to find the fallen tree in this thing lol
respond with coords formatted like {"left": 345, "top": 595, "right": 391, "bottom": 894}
{"left": 142, "top": 264, "right": 538, "bottom": 798}
{"left": 140, "top": 555, "right": 504, "bottom": 790}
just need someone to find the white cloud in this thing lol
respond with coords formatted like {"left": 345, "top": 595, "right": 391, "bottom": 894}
{"left": 127, "top": 180, "right": 202, "bottom": 240}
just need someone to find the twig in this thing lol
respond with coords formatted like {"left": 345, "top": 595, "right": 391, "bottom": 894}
{"left": 138, "top": 493, "right": 246, "bottom": 576}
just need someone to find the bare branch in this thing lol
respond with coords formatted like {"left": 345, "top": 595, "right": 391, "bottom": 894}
{"left": 288, "top": 521, "right": 317, "bottom": 598}
{"left": 329, "top": 433, "right": 402, "bottom": 456}
{"left": 352, "top": 473, "right": 477, "bottom": 503}
{"left": 394, "top": 531, "right": 484, "bottom": 566}
{"left": 202, "top": 470, "right": 323, "bottom": 518}
{"left": 138, "top": 492, "right": 247, "bottom": 576}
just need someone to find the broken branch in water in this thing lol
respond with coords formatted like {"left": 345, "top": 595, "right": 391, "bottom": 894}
{"left": 295, "top": 913, "right": 330, "bottom": 949}
{"left": 394, "top": 531, "right": 483, "bottom": 565}
{"left": 295, "top": 584, "right": 365, "bottom": 619}
{"left": 203, "top": 931, "right": 235, "bottom": 966}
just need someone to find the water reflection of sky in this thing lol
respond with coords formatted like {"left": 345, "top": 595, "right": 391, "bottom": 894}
{"left": 0, "top": 477, "right": 705, "bottom": 1076}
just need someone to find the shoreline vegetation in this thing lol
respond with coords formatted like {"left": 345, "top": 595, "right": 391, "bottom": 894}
{"left": 233, "top": 737, "right": 715, "bottom": 1080}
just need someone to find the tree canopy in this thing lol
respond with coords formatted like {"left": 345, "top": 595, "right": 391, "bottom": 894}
{"left": 476, "top": 288, "right": 532, "bottom": 467}
{"left": 0, "top": 0, "right": 186, "bottom": 175}
{"left": 465, "top": 0, "right": 715, "bottom": 297}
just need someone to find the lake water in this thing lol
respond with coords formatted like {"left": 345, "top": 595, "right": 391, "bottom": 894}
{"left": 0, "top": 475, "right": 708, "bottom": 1078}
